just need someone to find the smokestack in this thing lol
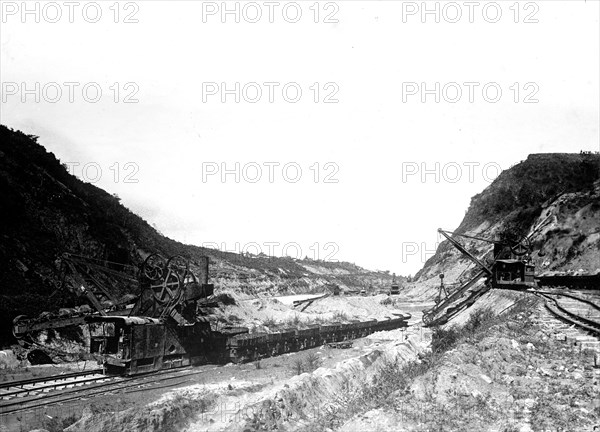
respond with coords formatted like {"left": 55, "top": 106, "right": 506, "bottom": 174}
{"left": 198, "top": 256, "right": 209, "bottom": 285}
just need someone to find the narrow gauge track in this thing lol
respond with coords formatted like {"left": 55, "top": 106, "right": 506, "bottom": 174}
{"left": 0, "top": 366, "right": 216, "bottom": 416}
{"left": 533, "top": 290, "right": 600, "bottom": 338}
{"left": 0, "top": 368, "right": 106, "bottom": 400}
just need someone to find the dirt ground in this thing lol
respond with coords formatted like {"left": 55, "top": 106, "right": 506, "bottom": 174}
{"left": 1, "top": 295, "right": 429, "bottom": 432}
{"left": 336, "top": 296, "right": 600, "bottom": 432}
{"left": 62, "top": 322, "right": 430, "bottom": 432}
{"left": 211, "top": 291, "right": 418, "bottom": 332}
{"left": 13, "top": 289, "right": 598, "bottom": 432}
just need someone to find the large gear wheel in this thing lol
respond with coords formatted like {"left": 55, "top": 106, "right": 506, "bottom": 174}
{"left": 152, "top": 267, "right": 183, "bottom": 305}
{"left": 166, "top": 255, "right": 190, "bottom": 281}
{"left": 510, "top": 238, "right": 531, "bottom": 256}
{"left": 142, "top": 253, "right": 167, "bottom": 282}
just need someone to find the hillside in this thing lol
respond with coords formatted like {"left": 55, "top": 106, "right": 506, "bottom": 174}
{"left": 408, "top": 152, "right": 600, "bottom": 299}
{"left": 0, "top": 125, "right": 394, "bottom": 343}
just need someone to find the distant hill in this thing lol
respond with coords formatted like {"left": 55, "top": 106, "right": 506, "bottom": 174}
{"left": 408, "top": 152, "right": 600, "bottom": 299}
{"left": 0, "top": 125, "right": 395, "bottom": 343}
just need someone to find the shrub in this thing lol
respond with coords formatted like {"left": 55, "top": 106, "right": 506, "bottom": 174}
{"left": 380, "top": 297, "right": 393, "bottom": 306}
{"left": 291, "top": 358, "right": 304, "bottom": 375}
{"left": 431, "top": 326, "right": 461, "bottom": 354}
{"left": 463, "top": 307, "right": 497, "bottom": 336}
{"left": 62, "top": 413, "right": 80, "bottom": 429}
{"left": 292, "top": 314, "right": 301, "bottom": 326}
{"left": 262, "top": 316, "right": 276, "bottom": 327}
{"left": 305, "top": 353, "right": 323, "bottom": 372}
{"left": 284, "top": 315, "right": 302, "bottom": 327}
{"left": 333, "top": 311, "right": 348, "bottom": 321}
{"left": 43, "top": 417, "right": 64, "bottom": 432}
{"left": 313, "top": 316, "right": 325, "bottom": 325}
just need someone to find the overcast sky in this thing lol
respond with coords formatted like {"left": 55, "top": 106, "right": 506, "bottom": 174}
{"left": 1, "top": 0, "right": 599, "bottom": 276}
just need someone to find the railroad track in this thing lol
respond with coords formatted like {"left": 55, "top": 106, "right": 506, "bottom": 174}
{"left": 1, "top": 317, "right": 414, "bottom": 417}
{"left": 0, "top": 368, "right": 109, "bottom": 401}
{"left": 533, "top": 290, "right": 600, "bottom": 349}
{"left": 0, "top": 365, "right": 216, "bottom": 416}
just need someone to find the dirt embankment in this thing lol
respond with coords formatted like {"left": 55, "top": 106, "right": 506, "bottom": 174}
{"left": 333, "top": 295, "right": 600, "bottom": 432}
{"left": 210, "top": 291, "right": 412, "bottom": 332}
{"left": 1, "top": 296, "right": 418, "bottom": 431}
{"left": 210, "top": 259, "right": 395, "bottom": 298}
{"left": 64, "top": 322, "right": 431, "bottom": 432}
{"left": 59, "top": 291, "right": 599, "bottom": 432}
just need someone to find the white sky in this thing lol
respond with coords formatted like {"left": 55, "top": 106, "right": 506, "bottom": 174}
{"left": 1, "top": 0, "right": 599, "bottom": 276}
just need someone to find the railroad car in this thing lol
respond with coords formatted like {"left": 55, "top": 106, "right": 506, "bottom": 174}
{"left": 374, "top": 317, "right": 391, "bottom": 332}
{"left": 14, "top": 252, "right": 412, "bottom": 375}
{"left": 360, "top": 319, "right": 377, "bottom": 337}
{"left": 90, "top": 315, "right": 409, "bottom": 374}
{"left": 536, "top": 273, "right": 600, "bottom": 290}
{"left": 74, "top": 253, "right": 412, "bottom": 375}
{"left": 267, "top": 329, "right": 295, "bottom": 356}
{"left": 87, "top": 316, "right": 218, "bottom": 375}
{"left": 296, "top": 325, "right": 320, "bottom": 350}
{"left": 320, "top": 322, "right": 342, "bottom": 344}
{"left": 347, "top": 320, "right": 361, "bottom": 340}
{"left": 227, "top": 333, "right": 257, "bottom": 363}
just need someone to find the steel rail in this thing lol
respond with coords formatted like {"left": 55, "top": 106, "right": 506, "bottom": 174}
{"left": 0, "top": 366, "right": 216, "bottom": 416}
{"left": 537, "top": 293, "right": 600, "bottom": 338}
{"left": 0, "top": 369, "right": 103, "bottom": 391}
{"left": 533, "top": 290, "right": 600, "bottom": 312}
{"left": 1, "top": 375, "right": 111, "bottom": 399}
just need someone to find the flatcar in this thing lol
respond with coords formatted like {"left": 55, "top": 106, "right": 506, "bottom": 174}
{"left": 89, "top": 314, "right": 410, "bottom": 374}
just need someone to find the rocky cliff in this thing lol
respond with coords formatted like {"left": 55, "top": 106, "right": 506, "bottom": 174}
{"left": 408, "top": 153, "right": 600, "bottom": 299}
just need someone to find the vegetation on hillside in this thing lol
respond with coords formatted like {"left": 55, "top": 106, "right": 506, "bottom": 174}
{"left": 0, "top": 125, "right": 392, "bottom": 343}
{"left": 461, "top": 153, "right": 599, "bottom": 236}
{"left": 415, "top": 152, "right": 600, "bottom": 281}
{"left": 295, "top": 296, "right": 599, "bottom": 432}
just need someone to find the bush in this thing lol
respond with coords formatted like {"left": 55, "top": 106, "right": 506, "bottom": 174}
{"left": 290, "top": 353, "right": 323, "bottom": 376}
{"left": 292, "top": 315, "right": 301, "bottom": 326}
{"left": 291, "top": 358, "right": 304, "bottom": 375}
{"left": 463, "top": 307, "right": 497, "bottom": 336}
{"left": 380, "top": 297, "right": 393, "bottom": 306}
{"left": 430, "top": 307, "right": 497, "bottom": 354}
{"left": 305, "top": 353, "right": 323, "bottom": 372}
{"left": 431, "top": 326, "right": 461, "bottom": 354}
{"left": 62, "top": 413, "right": 80, "bottom": 429}
{"left": 284, "top": 315, "right": 302, "bottom": 328}
{"left": 333, "top": 311, "right": 348, "bottom": 321}
{"left": 262, "top": 316, "right": 276, "bottom": 327}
